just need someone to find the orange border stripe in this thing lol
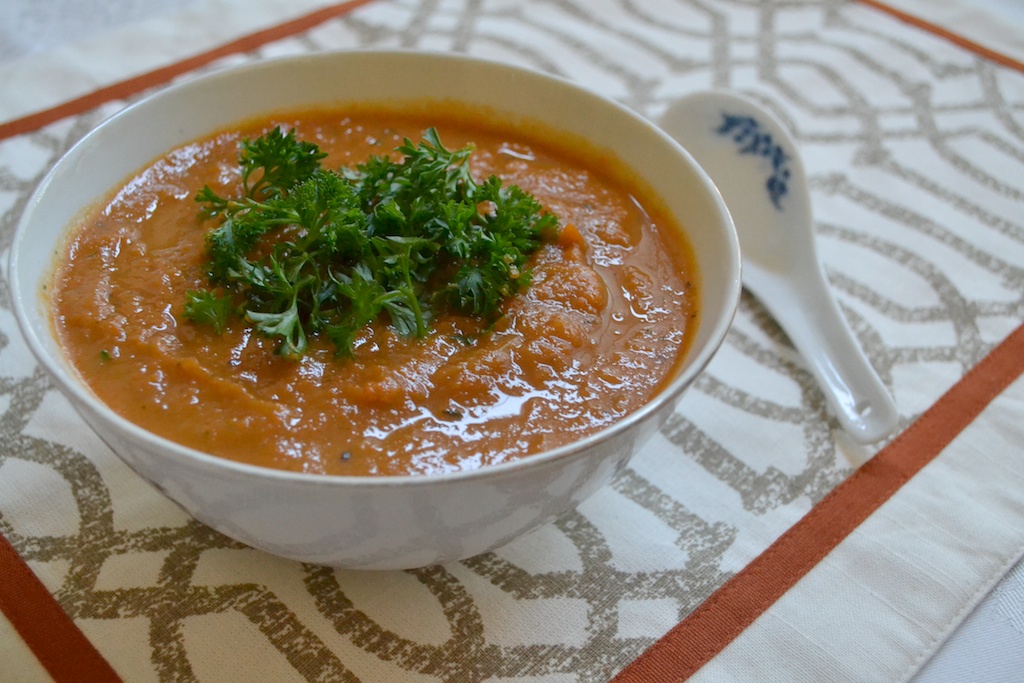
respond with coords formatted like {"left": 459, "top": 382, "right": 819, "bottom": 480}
{"left": 857, "top": 0, "right": 1024, "bottom": 73}
{"left": 613, "top": 323, "right": 1024, "bottom": 681}
{"left": 1, "top": 535, "right": 122, "bottom": 681}
{"left": 0, "top": 0, "right": 377, "bottom": 141}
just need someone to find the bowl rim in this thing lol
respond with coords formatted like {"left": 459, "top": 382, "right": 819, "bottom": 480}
{"left": 10, "top": 48, "right": 741, "bottom": 488}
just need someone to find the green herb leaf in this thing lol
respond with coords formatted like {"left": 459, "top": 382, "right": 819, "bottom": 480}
{"left": 186, "top": 126, "right": 558, "bottom": 357}
{"left": 239, "top": 126, "right": 326, "bottom": 200}
{"left": 183, "top": 289, "right": 233, "bottom": 334}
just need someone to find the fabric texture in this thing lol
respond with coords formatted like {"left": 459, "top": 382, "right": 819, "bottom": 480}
{"left": 879, "top": 0, "right": 1024, "bottom": 62}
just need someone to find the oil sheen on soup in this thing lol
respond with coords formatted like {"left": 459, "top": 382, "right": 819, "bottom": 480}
{"left": 52, "top": 108, "right": 699, "bottom": 476}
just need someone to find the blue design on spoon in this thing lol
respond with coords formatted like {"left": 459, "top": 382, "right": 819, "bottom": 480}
{"left": 716, "top": 113, "right": 791, "bottom": 211}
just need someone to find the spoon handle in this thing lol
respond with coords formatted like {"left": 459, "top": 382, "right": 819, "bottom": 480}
{"left": 745, "top": 263, "right": 899, "bottom": 444}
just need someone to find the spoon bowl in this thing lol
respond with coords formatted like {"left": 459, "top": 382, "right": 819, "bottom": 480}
{"left": 660, "top": 89, "right": 899, "bottom": 444}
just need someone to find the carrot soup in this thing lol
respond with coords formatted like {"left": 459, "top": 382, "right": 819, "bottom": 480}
{"left": 51, "top": 107, "right": 699, "bottom": 476}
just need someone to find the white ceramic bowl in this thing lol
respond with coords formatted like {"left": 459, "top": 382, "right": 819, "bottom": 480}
{"left": 11, "top": 51, "right": 740, "bottom": 569}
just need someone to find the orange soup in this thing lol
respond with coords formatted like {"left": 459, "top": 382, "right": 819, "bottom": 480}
{"left": 51, "top": 108, "right": 699, "bottom": 476}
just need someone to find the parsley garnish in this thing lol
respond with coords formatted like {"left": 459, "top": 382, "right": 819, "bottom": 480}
{"left": 184, "top": 126, "right": 558, "bottom": 358}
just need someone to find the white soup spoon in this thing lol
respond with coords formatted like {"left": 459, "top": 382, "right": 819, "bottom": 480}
{"left": 659, "top": 90, "right": 899, "bottom": 444}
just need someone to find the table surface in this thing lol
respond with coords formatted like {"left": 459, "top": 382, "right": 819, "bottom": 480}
{"left": 2, "top": 1, "right": 1023, "bottom": 681}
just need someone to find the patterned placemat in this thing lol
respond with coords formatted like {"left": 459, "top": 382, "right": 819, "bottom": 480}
{"left": 2, "top": 1, "right": 1024, "bottom": 681}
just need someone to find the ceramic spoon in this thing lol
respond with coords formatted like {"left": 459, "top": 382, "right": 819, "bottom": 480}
{"left": 659, "top": 90, "right": 899, "bottom": 444}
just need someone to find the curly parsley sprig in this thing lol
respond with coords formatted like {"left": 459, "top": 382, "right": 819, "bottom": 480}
{"left": 184, "top": 126, "right": 558, "bottom": 358}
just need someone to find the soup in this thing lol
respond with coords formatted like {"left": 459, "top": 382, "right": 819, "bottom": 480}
{"left": 51, "top": 107, "right": 699, "bottom": 476}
